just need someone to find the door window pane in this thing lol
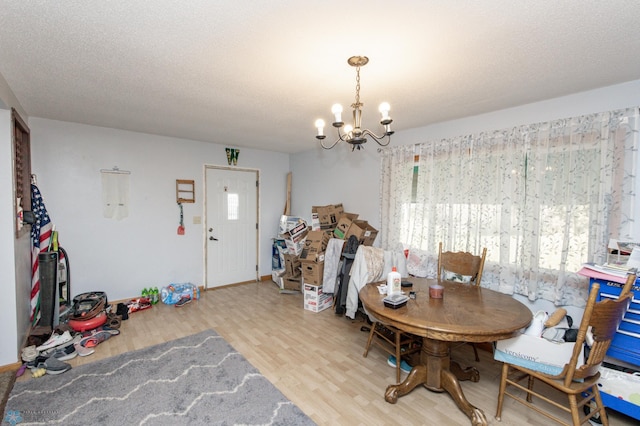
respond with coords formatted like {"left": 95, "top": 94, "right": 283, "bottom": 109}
{"left": 227, "top": 193, "right": 238, "bottom": 220}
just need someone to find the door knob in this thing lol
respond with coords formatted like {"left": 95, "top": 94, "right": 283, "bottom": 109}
{"left": 209, "top": 236, "right": 218, "bottom": 241}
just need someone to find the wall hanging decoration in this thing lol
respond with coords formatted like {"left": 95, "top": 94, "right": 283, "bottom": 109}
{"left": 225, "top": 148, "right": 240, "bottom": 165}
{"left": 100, "top": 166, "right": 131, "bottom": 220}
{"left": 177, "top": 202, "right": 185, "bottom": 235}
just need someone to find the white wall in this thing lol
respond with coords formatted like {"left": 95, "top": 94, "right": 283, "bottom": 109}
{"left": 30, "top": 118, "right": 290, "bottom": 302}
{"left": 291, "top": 79, "right": 640, "bottom": 316}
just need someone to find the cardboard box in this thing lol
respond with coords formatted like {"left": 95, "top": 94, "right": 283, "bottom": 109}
{"left": 278, "top": 215, "right": 306, "bottom": 235}
{"left": 300, "top": 230, "right": 331, "bottom": 262}
{"left": 345, "top": 220, "right": 379, "bottom": 246}
{"left": 283, "top": 253, "right": 301, "bottom": 277}
{"left": 271, "top": 269, "right": 285, "bottom": 288}
{"left": 311, "top": 212, "right": 321, "bottom": 231}
{"left": 284, "top": 239, "right": 305, "bottom": 256}
{"left": 283, "top": 221, "right": 309, "bottom": 244}
{"left": 312, "top": 204, "right": 344, "bottom": 230}
{"left": 304, "top": 284, "right": 332, "bottom": 312}
{"left": 282, "top": 276, "right": 302, "bottom": 292}
{"left": 494, "top": 333, "right": 584, "bottom": 376}
{"left": 300, "top": 250, "right": 325, "bottom": 264}
{"left": 333, "top": 213, "right": 359, "bottom": 239}
{"left": 302, "top": 261, "right": 324, "bottom": 285}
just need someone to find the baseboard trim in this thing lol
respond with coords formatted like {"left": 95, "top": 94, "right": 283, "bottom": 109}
{"left": 0, "top": 362, "right": 21, "bottom": 374}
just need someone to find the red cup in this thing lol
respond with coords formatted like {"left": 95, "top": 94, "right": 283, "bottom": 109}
{"left": 429, "top": 284, "right": 444, "bottom": 299}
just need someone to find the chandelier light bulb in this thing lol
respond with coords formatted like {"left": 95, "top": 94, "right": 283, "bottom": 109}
{"left": 379, "top": 102, "right": 392, "bottom": 125}
{"left": 331, "top": 104, "right": 344, "bottom": 125}
{"left": 344, "top": 124, "right": 353, "bottom": 135}
{"left": 315, "top": 119, "right": 326, "bottom": 139}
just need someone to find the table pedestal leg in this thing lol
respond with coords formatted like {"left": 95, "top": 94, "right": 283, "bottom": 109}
{"left": 384, "top": 338, "right": 487, "bottom": 426}
{"left": 450, "top": 360, "right": 480, "bottom": 382}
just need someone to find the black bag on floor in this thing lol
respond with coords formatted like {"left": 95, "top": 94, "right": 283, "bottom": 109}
{"left": 70, "top": 291, "right": 108, "bottom": 321}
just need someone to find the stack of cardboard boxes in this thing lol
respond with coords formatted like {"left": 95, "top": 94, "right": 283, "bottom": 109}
{"left": 272, "top": 203, "right": 379, "bottom": 313}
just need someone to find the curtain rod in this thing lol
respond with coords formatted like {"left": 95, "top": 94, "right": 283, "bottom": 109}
{"left": 100, "top": 166, "right": 130, "bottom": 175}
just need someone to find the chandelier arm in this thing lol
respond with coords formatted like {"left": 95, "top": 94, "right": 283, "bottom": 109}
{"left": 320, "top": 137, "right": 341, "bottom": 150}
{"left": 336, "top": 127, "right": 352, "bottom": 142}
{"left": 361, "top": 129, "right": 392, "bottom": 146}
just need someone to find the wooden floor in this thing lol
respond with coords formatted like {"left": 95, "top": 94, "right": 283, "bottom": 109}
{"left": 17, "top": 281, "right": 637, "bottom": 425}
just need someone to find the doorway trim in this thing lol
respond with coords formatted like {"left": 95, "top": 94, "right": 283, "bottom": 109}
{"left": 203, "top": 164, "right": 260, "bottom": 290}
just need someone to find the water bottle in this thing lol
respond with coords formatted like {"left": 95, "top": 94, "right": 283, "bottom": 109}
{"left": 387, "top": 266, "right": 401, "bottom": 296}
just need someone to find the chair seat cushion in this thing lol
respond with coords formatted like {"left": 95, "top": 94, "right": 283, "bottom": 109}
{"left": 494, "top": 333, "right": 584, "bottom": 376}
{"left": 494, "top": 347, "right": 565, "bottom": 376}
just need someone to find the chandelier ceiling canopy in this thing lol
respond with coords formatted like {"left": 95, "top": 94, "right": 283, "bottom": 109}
{"left": 314, "top": 56, "right": 394, "bottom": 151}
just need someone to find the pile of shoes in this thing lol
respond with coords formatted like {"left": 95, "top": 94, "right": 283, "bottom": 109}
{"left": 20, "top": 322, "right": 121, "bottom": 378}
{"left": 21, "top": 328, "right": 78, "bottom": 377}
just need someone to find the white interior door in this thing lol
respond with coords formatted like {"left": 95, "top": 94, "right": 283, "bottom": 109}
{"left": 205, "top": 166, "right": 258, "bottom": 288}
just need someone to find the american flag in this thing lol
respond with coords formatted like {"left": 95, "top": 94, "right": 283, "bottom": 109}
{"left": 30, "top": 184, "right": 53, "bottom": 325}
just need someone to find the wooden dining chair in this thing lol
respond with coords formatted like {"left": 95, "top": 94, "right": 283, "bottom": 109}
{"left": 363, "top": 319, "right": 422, "bottom": 384}
{"left": 437, "top": 242, "right": 487, "bottom": 286}
{"left": 437, "top": 242, "right": 487, "bottom": 360}
{"left": 495, "top": 273, "right": 635, "bottom": 426}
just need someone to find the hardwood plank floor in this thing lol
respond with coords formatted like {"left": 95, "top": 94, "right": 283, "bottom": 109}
{"left": 17, "top": 281, "right": 637, "bottom": 425}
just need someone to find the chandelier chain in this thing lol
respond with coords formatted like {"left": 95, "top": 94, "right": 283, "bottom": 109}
{"left": 354, "top": 66, "right": 361, "bottom": 107}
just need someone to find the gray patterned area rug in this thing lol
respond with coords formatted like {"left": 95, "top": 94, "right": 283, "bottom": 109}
{"left": 3, "top": 330, "right": 315, "bottom": 426}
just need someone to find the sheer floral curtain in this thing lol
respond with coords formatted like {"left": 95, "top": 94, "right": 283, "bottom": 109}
{"left": 380, "top": 107, "right": 638, "bottom": 306}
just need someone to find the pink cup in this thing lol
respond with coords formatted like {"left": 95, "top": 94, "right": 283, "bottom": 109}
{"left": 429, "top": 284, "right": 444, "bottom": 299}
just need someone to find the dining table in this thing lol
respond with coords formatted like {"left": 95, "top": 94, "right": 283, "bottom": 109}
{"left": 359, "top": 277, "right": 532, "bottom": 426}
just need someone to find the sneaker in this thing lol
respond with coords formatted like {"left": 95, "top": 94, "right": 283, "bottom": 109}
{"left": 40, "top": 333, "right": 81, "bottom": 356}
{"left": 175, "top": 296, "right": 192, "bottom": 307}
{"left": 26, "top": 355, "right": 49, "bottom": 370}
{"left": 74, "top": 342, "right": 95, "bottom": 357}
{"left": 524, "top": 310, "right": 548, "bottom": 337}
{"left": 49, "top": 344, "right": 78, "bottom": 361}
{"left": 79, "top": 330, "right": 115, "bottom": 348}
{"left": 43, "top": 357, "right": 71, "bottom": 375}
{"left": 36, "top": 330, "right": 73, "bottom": 351}
{"left": 387, "top": 355, "right": 412, "bottom": 374}
{"left": 21, "top": 345, "right": 38, "bottom": 363}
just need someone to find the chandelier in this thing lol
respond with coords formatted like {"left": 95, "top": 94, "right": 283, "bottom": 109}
{"left": 314, "top": 56, "right": 394, "bottom": 151}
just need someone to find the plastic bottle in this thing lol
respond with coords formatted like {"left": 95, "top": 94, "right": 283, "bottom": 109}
{"left": 142, "top": 288, "right": 149, "bottom": 299}
{"left": 387, "top": 266, "right": 402, "bottom": 296}
{"left": 150, "top": 287, "right": 158, "bottom": 304}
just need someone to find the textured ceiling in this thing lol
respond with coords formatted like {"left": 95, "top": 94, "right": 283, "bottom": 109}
{"left": 1, "top": 1, "right": 639, "bottom": 153}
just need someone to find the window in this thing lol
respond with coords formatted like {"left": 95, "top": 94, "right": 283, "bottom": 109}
{"left": 380, "top": 108, "right": 639, "bottom": 306}
{"left": 227, "top": 193, "right": 239, "bottom": 220}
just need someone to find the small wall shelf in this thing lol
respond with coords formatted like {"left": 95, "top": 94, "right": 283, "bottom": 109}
{"left": 176, "top": 179, "right": 195, "bottom": 203}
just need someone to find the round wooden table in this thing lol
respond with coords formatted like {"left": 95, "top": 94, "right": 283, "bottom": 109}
{"left": 359, "top": 278, "right": 532, "bottom": 426}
